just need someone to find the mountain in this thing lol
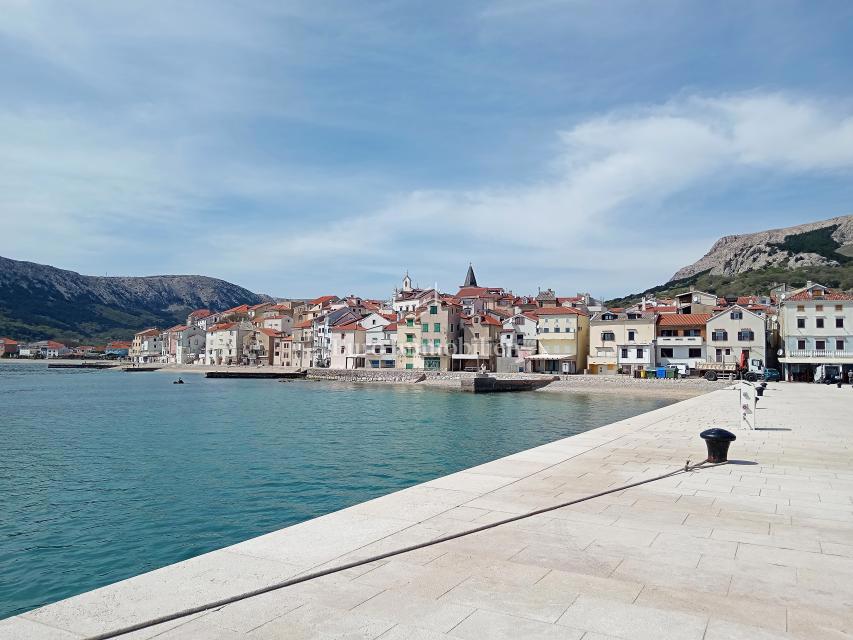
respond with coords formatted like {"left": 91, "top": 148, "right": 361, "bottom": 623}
{"left": 0, "top": 256, "right": 269, "bottom": 343}
{"left": 607, "top": 214, "right": 853, "bottom": 307}
{"left": 671, "top": 214, "right": 853, "bottom": 280}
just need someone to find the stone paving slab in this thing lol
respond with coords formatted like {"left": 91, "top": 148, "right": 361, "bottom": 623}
{"left": 3, "top": 383, "right": 853, "bottom": 639}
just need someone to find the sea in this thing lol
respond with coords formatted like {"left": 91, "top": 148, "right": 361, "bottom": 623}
{"left": 0, "top": 362, "right": 676, "bottom": 618}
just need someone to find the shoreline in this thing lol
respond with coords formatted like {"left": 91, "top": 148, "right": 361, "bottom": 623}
{"left": 2, "top": 360, "right": 728, "bottom": 399}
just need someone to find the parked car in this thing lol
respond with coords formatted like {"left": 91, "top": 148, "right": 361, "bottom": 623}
{"left": 762, "top": 368, "right": 780, "bottom": 382}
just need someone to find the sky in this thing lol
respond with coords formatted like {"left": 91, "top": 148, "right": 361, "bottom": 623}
{"left": 2, "top": 1, "right": 853, "bottom": 299}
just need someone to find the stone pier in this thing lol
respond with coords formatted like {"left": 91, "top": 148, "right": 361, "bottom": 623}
{"left": 2, "top": 383, "right": 852, "bottom": 639}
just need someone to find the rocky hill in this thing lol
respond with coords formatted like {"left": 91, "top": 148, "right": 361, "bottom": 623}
{"left": 671, "top": 214, "right": 853, "bottom": 280}
{"left": 0, "top": 256, "right": 269, "bottom": 343}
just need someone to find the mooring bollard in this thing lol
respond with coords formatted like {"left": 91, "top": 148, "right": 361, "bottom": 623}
{"left": 700, "top": 428, "right": 736, "bottom": 463}
{"left": 756, "top": 386, "right": 764, "bottom": 397}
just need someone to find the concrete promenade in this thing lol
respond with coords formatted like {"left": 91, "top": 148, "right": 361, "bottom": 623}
{"left": 3, "top": 383, "right": 852, "bottom": 639}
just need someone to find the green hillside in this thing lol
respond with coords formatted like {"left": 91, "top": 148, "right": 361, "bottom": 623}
{"left": 606, "top": 263, "right": 853, "bottom": 307}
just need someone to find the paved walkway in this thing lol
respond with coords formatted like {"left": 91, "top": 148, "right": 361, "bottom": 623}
{"left": 3, "top": 384, "right": 852, "bottom": 639}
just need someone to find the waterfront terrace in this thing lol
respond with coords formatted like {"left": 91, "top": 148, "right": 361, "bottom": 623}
{"left": 3, "top": 382, "right": 852, "bottom": 639}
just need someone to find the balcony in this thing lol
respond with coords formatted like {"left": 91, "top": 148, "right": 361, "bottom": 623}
{"left": 781, "top": 350, "right": 853, "bottom": 362}
{"left": 656, "top": 336, "right": 703, "bottom": 346}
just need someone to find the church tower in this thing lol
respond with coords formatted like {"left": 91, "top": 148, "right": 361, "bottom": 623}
{"left": 402, "top": 271, "right": 412, "bottom": 293}
{"left": 462, "top": 263, "right": 478, "bottom": 288}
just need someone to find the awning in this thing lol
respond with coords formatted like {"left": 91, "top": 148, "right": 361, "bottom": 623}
{"left": 525, "top": 354, "right": 573, "bottom": 360}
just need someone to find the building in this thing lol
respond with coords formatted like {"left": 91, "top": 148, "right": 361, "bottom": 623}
{"left": 527, "top": 307, "right": 589, "bottom": 374}
{"left": 498, "top": 313, "right": 539, "bottom": 373}
{"left": 397, "top": 297, "right": 462, "bottom": 370}
{"left": 777, "top": 282, "right": 853, "bottom": 381}
{"left": 705, "top": 305, "right": 767, "bottom": 369}
{"left": 18, "top": 340, "right": 71, "bottom": 359}
{"left": 205, "top": 322, "right": 252, "bottom": 365}
{"left": 454, "top": 312, "right": 502, "bottom": 371}
{"left": 0, "top": 337, "right": 18, "bottom": 357}
{"left": 655, "top": 314, "right": 711, "bottom": 373}
{"left": 129, "top": 329, "right": 161, "bottom": 363}
{"left": 360, "top": 313, "right": 397, "bottom": 369}
{"left": 674, "top": 290, "right": 717, "bottom": 315}
{"left": 313, "top": 308, "right": 362, "bottom": 367}
{"left": 104, "top": 341, "right": 131, "bottom": 358}
{"left": 329, "top": 322, "right": 367, "bottom": 369}
{"left": 162, "top": 325, "right": 206, "bottom": 364}
{"left": 273, "top": 334, "right": 293, "bottom": 367}
{"left": 291, "top": 320, "right": 313, "bottom": 369}
{"left": 588, "top": 310, "right": 656, "bottom": 375}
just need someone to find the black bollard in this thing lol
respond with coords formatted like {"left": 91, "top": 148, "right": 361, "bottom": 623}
{"left": 756, "top": 387, "right": 764, "bottom": 397}
{"left": 700, "top": 428, "right": 737, "bottom": 463}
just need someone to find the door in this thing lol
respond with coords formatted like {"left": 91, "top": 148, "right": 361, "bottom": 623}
{"left": 715, "top": 348, "right": 723, "bottom": 363}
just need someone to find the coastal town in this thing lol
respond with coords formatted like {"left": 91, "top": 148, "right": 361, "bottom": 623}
{"left": 2, "top": 265, "right": 852, "bottom": 383}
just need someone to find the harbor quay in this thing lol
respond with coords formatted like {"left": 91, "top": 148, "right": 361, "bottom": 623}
{"left": 3, "top": 384, "right": 852, "bottom": 639}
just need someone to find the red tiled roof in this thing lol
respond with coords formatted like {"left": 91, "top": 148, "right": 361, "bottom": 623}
{"left": 165, "top": 324, "right": 187, "bottom": 332}
{"left": 222, "top": 304, "right": 249, "bottom": 315}
{"left": 207, "top": 322, "right": 236, "bottom": 332}
{"left": 333, "top": 321, "right": 365, "bottom": 332}
{"left": 0, "top": 337, "right": 18, "bottom": 344}
{"left": 188, "top": 309, "right": 212, "bottom": 319}
{"left": 310, "top": 295, "right": 338, "bottom": 306}
{"left": 384, "top": 323, "right": 398, "bottom": 331}
{"left": 522, "top": 312, "right": 539, "bottom": 321}
{"left": 46, "top": 341, "right": 66, "bottom": 348}
{"left": 107, "top": 341, "right": 132, "bottom": 349}
{"left": 456, "top": 287, "right": 489, "bottom": 298}
{"left": 536, "top": 306, "right": 589, "bottom": 317}
{"left": 249, "top": 303, "right": 270, "bottom": 310}
{"left": 786, "top": 288, "right": 853, "bottom": 301}
{"left": 294, "top": 320, "right": 313, "bottom": 329}
{"left": 657, "top": 313, "right": 712, "bottom": 326}
{"left": 256, "top": 328, "right": 279, "bottom": 337}
{"left": 135, "top": 328, "right": 160, "bottom": 337}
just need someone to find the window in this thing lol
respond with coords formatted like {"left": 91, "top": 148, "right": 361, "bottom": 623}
{"left": 433, "top": 323, "right": 440, "bottom": 332}
{"left": 474, "top": 332, "right": 480, "bottom": 339}
{"left": 797, "top": 305, "right": 805, "bottom": 312}
{"left": 837, "top": 339, "right": 845, "bottom": 350}
{"left": 405, "top": 363, "right": 413, "bottom": 369}
{"left": 816, "top": 304, "right": 823, "bottom": 311}
{"left": 340, "top": 346, "right": 345, "bottom": 354}
{"left": 816, "top": 340, "right": 826, "bottom": 350}
{"left": 602, "top": 331, "right": 616, "bottom": 342}
{"left": 737, "top": 330, "right": 755, "bottom": 341}
{"left": 405, "top": 347, "right": 414, "bottom": 356}
{"left": 797, "top": 339, "right": 806, "bottom": 350}
{"left": 422, "top": 338, "right": 428, "bottom": 346}
{"left": 434, "top": 339, "right": 440, "bottom": 348}
{"left": 636, "top": 348, "right": 644, "bottom": 358}
{"left": 385, "top": 347, "right": 392, "bottom": 354}
{"left": 688, "top": 348, "right": 702, "bottom": 358}
{"left": 542, "top": 327, "right": 550, "bottom": 333}
{"left": 711, "top": 329, "right": 728, "bottom": 341}
{"left": 430, "top": 305, "right": 438, "bottom": 314}
{"left": 836, "top": 305, "right": 843, "bottom": 311}
{"left": 816, "top": 318, "right": 824, "bottom": 329}
{"left": 406, "top": 318, "right": 414, "bottom": 327}
{"left": 628, "top": 330, "right": 636, "bottom": 341}
{"left": 660, "top": 329, "right": 676, "bottom": 337}
{"left": 554, "top": 327, "right": 561, "bottom": 333}
{"left": 730, "top": 311, "right": 743, "bottom": 320}
{"left": 797, "top": 318, "right": 805, "bottom": 329}
{"left": 837, "top": 317, "right": 844, "bottom": 328}
{"left": 660, "top": 348, "right": 674, "bottom": 358}
{"left": 406, "top": 334, "right": 414, "bottom": 343}
{"left": 621, "top": 348, "right": 629, "bottom": 358}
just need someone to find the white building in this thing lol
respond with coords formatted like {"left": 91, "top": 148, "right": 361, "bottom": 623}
{"left": 205, "top": 321, "right": 253, "bottom": 365}
{"left": 705, "top": 305, "right": 767, "bottom": 368}
{"left": 778, "top": 282, "right": 853, "bottom": 382}
{"left": 359, "top": 313, "right": 397, "bottom": 369}
{"left": 498, "top": 312, "right": 539, "bottom": 373}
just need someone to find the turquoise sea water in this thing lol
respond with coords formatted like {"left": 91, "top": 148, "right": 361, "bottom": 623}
{"left": 0, "top": 363, "right": 675, "bottom": 619}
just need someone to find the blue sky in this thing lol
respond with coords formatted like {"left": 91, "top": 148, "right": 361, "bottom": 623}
{"left": 2, "top": 1, "right": 853, "bottom": 299}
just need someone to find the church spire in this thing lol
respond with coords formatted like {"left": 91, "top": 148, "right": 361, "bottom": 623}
{"left": 463, "top": 263, "right": 478, "bottom": 288}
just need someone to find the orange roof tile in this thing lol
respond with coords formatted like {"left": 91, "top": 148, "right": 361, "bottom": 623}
{"left": 657, "top": 313, "right": 712, "bottom": 326}
{"left": 536, "top": 306, "right": 589, "bottom": 316}
{"left": 310, "top": 295, "right": 338, "bottom": 306}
